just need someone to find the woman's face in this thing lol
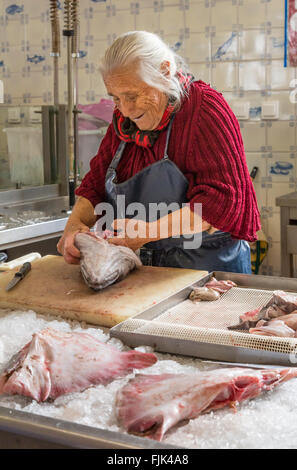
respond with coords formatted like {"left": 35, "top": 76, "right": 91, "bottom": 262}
{"left": 104, "top": 66, "right": 168, "bottom": 131}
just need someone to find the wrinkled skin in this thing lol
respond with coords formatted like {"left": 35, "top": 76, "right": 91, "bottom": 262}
{"left": 75, "top": 232, "right": 142, "bottom": 290}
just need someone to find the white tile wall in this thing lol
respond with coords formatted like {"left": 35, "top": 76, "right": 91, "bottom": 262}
{"left": 0, "top": 0, "right": 296, "bottom": 277}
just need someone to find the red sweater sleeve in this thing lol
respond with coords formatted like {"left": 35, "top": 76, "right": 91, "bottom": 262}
{"left": 186, "top": 85, "right": 261, "bottom": 242}
{"left": 75, "top": 125, "right": 117, "bottom": 208}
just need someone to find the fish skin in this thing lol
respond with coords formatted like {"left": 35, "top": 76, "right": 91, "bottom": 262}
{"left": 0, "top": 328, "right": 157, "bottom": 402}
{"left": 116, "top": 367, "right": 297, "bottom": 441}
{"left": 75, "top": 232, "right": 142, "bottom": 290}
{"left": 189, "top": 286, "right": 220, "bottom": 302}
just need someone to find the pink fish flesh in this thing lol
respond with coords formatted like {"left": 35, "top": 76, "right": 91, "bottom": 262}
{"left": 0, "top": 328, "right": 157, "bottom": 402}
{"left": 228, "top": 290, "right": 297, "bottom": 331}
{"left": 116, "top": 367, "right": 297, "bottom": 441}
{"left": 249, "top": 320, "right": 296, "bottom": 337}
{"left": 249, "top": 312, "right": 297, "bottom": 337}
{"left": 204, "top": 277, "right": 237, "bottom": 294}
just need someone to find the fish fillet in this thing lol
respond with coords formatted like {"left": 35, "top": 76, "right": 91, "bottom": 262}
{"left": 0, "top": 328, "right": 157, "bottom": 402}
{"left": 116, "top": 367, "right": 297, "bottom": 441}
{"left": 228, "top": 291, "right": 297, "bottom": 331}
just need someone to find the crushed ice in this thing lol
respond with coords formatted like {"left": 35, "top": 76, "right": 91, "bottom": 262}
{"left": 1, "top": 308, "right": 297, "bottom": 448}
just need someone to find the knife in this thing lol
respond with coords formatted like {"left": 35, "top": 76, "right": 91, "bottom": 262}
{"left": 5, "top": 262, "right": 32, "bottom": 291}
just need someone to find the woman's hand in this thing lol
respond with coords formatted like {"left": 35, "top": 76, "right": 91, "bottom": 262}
{"left": 107, "top": 218, "right": 151, "bottom": 251}
{"left": 57, "top": 226, "right": 90, "bottom": 264}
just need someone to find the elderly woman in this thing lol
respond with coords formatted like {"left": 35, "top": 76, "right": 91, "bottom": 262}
{"left": 57, "top": 31, "right": 260, "bottom": 273}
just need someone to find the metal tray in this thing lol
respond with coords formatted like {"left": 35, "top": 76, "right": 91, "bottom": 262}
{"left": 110, "top": 272, "right": 297, "bottom": 366}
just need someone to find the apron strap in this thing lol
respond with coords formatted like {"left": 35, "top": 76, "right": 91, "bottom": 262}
{"left": 163, "top": 114, "right": 175, "bottom": 160}
{"left": 108, "top": 140, "right": 126, "bottom": 172}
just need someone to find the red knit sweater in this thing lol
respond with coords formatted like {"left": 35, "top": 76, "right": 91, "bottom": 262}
{"left": 76, "top": 80, "right": 261, "bottom": 242}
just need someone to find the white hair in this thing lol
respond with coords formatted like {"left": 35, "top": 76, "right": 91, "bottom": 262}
{"left": 99, "top": 31, "right": 190, "bottom": 108}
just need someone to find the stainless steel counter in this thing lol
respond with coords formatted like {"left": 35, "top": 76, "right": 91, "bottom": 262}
{"left": 0, "top": 190, "right": 69, "bottom": 250}
{"left": 0, "top": 406, "right": 177, "bottom": 449}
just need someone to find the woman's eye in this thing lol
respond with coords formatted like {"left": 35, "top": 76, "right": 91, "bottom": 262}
{"left": 126, "top": 95, "right": 137, "bottom": 102}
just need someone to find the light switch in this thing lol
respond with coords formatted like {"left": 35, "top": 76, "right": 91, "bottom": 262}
{"left": 261, "top": 101, "right": 279, "bottom": 119}
{"left": 8, "top": 107, "right": 21, "bottom": 123}
{"left": 232, "top": 101, "right": 250, "bottom": 120}
{"left": 29, "top": 106, "right": 42, "bottom": 123}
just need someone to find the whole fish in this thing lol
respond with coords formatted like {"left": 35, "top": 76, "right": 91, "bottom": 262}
{"left": 228, "top": 291, "right": 297, "bottom": 331}
{"left": 75, "top": 232, "right": 142, "bottom": 290}
{"left": 116, "top": 367, "right": 297, "bottom": 441}
{"left": 0, "top": 328, "right": 157, "bottom": 402}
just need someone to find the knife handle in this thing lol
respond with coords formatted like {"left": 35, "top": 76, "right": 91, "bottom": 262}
{"left": 16, "top": 262, "right": 31, "bottom": 278}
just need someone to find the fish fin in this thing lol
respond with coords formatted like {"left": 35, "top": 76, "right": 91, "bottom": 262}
{"left": 124, "top": 351, "right": 157, "bottom": 370}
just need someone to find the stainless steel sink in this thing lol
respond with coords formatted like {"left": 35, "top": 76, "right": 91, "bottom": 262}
{"left": 0, "top": 195, "right": 70, "bottom": 250}
{"left": 0, "top": 196, "right": 70, "bottom": 217}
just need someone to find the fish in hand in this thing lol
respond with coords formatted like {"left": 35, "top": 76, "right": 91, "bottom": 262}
{"left": 0, "top": 328, "right": 157, "bottom": 402}
{"left": 75, "top": 232, "right": 142, "bottom": 290}
{"left": 116, "top": 367, "right": 297, "bottom": 441}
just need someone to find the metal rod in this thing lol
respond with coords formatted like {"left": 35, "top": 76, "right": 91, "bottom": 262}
{"left": 63, "top": 0, "right": 75, "bottom": 207}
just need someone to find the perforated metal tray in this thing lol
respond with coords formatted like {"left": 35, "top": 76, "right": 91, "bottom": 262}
{"left": 110, "top": 272, "right": 297, "bottom": 366}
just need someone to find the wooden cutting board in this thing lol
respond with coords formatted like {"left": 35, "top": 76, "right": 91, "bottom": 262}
{"left": 0, "top": 255, "right": 207, "bottom": 327}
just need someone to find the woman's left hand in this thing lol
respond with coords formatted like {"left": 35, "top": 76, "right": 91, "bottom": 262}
{"left": 107, "top": 218, "right": 152, "bottom": 251}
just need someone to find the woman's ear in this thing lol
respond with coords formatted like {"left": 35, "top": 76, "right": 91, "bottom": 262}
{"left": 160, "top": 61, "right": 171, "bottom": 77}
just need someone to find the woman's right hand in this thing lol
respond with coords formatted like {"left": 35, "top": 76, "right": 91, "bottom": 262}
{"left": 57, "top": 226, "right": 90, "bottom": 264}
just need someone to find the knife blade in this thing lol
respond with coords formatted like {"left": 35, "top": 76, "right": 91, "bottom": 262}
{"left": 5, "top": 262, "right": 31, "bottom": 291}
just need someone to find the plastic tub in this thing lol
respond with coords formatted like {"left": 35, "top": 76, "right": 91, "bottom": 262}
{"left": 3, "top": 127, "right": 44, "bottom": 186}
{"left": 78, "top": 129, "right": 105, "bottom": 177}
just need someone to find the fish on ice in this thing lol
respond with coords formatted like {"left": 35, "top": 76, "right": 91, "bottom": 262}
{"left": 116, "top": 367, "right": 297, "bottom": 441}
{"left": 0, "top": 328, "right": 157, "bottom": 402}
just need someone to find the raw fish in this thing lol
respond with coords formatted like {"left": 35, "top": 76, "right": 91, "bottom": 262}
{"left": 0, "top": 328, "right": 157, "bottom": 402}
{"left": 228, "top": 291, "right": 297, "bottom": 331}
{"left": 75, "top": 232, "right": 142, "bottom": 290}
{"left": 204, "top": 278, "right": 237, "bottom": 293}
{"left": 249, "top": 320, "right": 295, "bottom": 337}
{"left": 249, "top": 312, "right": 297, "bottom": 337}
{"left": 189, "top": 287, "right": 220, "bottom": 302}
{"left": 116, "top": 367, "right": 297, "bottom": 441}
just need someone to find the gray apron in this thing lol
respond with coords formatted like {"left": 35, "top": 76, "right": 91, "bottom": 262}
{"left": 105, "top": 118, "right": 251, "bottom": 273}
